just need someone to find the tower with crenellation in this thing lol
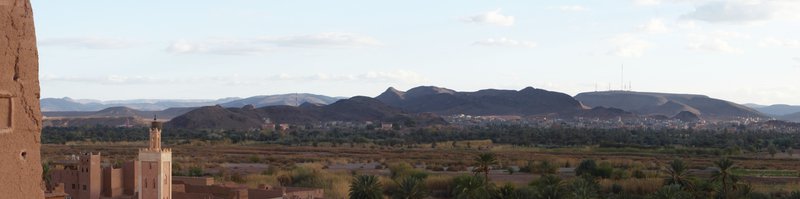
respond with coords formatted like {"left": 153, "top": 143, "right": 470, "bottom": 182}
{"left": 137, "top": 119, "right": 171, "bottom": 199}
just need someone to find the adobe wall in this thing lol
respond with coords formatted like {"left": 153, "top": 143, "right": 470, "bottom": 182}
{"left": 50, "top": 170, "right": 80, "bottom": 198}
{"left": 0, "top": 0, "right": 43, "bottom": 198}
{"left": 122, "top": 161, "right": 138, "bottom": 195}
{"left": 102, "top": 167, "right": 123, "bottom": 198}
{"left": 172, "top": 176, "right": 214, "bottom": 186}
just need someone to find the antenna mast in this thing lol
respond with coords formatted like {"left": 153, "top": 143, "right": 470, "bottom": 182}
{"left": 620, "top": 64, "right": 624, "bottom": 91}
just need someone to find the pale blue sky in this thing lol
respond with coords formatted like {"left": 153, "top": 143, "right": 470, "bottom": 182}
{"left": 32, "top": 0, "right": 800, "bottom": 105}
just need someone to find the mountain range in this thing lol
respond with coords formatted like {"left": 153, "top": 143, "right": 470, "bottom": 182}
{"left": 218, "top": 93, "right": 343, "bottom": 108}
{"left": 43, "top": 86, "right": 800, "bottom": 128}
{"left": 376, "top": 86, "right": 584, "bottom": 116}
{"left": 41, "top": 94, "right": 344, "bottom": 112}
{"left": 41, "top": 97, "right": 240, "bottom": 111}
{"left": 574, "top": 91, "right": 765, "bottom": 120}
{"left": 744, "top": 104, "right": 800, "bottom": 117}
{"left": 166, "top": 96, "right": 447, "bottom": 130}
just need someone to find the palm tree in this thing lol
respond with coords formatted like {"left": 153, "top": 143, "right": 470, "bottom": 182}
{"left": 492, "top": 183, "right": 519, "bottom": 199}
{"left": 392, "top": 176, "right": 428, "bottom": 199}
{"left": 711, "top": 157, "right": 739, "bottom": 198}
{"left": 568, "top": 178, "right": 599, "bottom": 199}
{"left": 42, "top": 162, "right": 52, "bottom": 190}
{"left": 664, "top": 159, "right": 694, "bottom": 191}
{"left": 473, "top": 153, "right": 498, "bottom": 181}
{"left": 349, "top": 175, "right": 383, "bottom": 199}
{"left": 530, "top": 175, "right": 567, "bottom": 199}
{"left": 452, "top": 175, "right": 492, "bottom": 199}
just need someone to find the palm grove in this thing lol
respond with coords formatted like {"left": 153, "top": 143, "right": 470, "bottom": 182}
{"left": 348, "top": 152, "right": 800, "bottom": 199}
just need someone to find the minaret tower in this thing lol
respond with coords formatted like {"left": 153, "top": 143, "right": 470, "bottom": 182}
{"left": 137, "top": 118, "right": 171, "bottom": 199}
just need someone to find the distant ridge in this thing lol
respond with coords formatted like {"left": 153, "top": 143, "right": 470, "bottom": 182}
{"left": 42, "top": 93, "right": 343, "bottom": 112}
{"left": 780, "top": 112, "right": 800, "bottom": 122}
{"left": 41, "top": 97, "right": 240, "bottom": 111}
{"left": 376, "top": 86, "right": 584, "bottom": 116}
{"left": 220, "top": 93, "right": 342, "bottom": 108}
{"left": 167, "top": 96, "right": 447, "bottom": 130}
{"left": 43, "top": 106, "right": 195, "bottom": 120}
{"left": 750, "top": 104, "right": 800, "bottom": 116}
{"left": 575, "top": 91, "right": 765, "bottom": 120}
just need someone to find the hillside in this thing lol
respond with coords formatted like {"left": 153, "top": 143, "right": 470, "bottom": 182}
{"left": 574, "top": 91, "right": 765, "bottom": 120}
{"left": 376, "top": 86, "right": 584, "bottom": 116}
{"left": 220, "top": 93, "right": 342, "bottom": 108}
{"left": 166, "top": 96, "right": 447, "bottom": 130}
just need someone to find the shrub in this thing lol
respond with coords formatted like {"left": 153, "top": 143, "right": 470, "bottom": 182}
{"left": 611, "top": 183, "right": 623, "bottom": 194}
{"left": 188, "top": 166, "right": 204, "bottom": 177}
{"left": 389, "top": 162, "right": 428, "bottom": 180}
{"left": 535, "top": 160, "right": 558, "bottom": 175}
{"left": 576, "top": 159, "right": 598, "bottom": 177}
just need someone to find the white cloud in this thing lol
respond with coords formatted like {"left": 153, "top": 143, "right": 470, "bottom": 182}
{"left": 41, "top": 75, "right": 164, "bottom": 85}
{"left": 42, "top": 70, "right": 428, "bottom": 85}
{"left": 554, "top": 5, "right": 588, "bottom": 12}
{"left": 39, "top": 37, "right": 136, "bottom": 49}
{"left": 258, "top": 32, "right": 381, "bottom": 47}
{"left": 687, "top": 38, "right": 742, "bottom": 53}
{"left": 638, "top": 19, "right": 670, "bottom": 33}
{"left": 676, "top": 20, "right": 700, "bottom": 29}
{"left": 462, "top": 9, "right": 515, "bottom": 26}
{"left": 759, "top": 37, "right": 800, "bottom": 48}
{"left": 275, "top": 70, "right": 427, "bottom": 84}
{"left": 166, "top": 39, "right": 270, "bottom": 55}
{"left": 794, "top": 57, "right": 800, "bottom": 68}
{"left": 632, "top": 0, "right": 712, "bottom": 6}
{"left": 632, "top": 0, "right": 663, "bottom": 6}
{"left": 473, "top": 38, "right": 537, "bottom": 48}
{"left": 167, "top": 32, "right": 380, "bottom": 55}
{"left": 680, "top": 0, "right": 800, "bottom": 23}
{"left": 608, "top": 34, "right": 651, "bottom": 57}
{"left": 685, "top": 31, "right": 747, "bottom": 53}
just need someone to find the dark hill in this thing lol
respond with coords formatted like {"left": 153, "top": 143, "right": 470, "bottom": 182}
{"left": 376, "top": 86, "right": 584, "bottom": 116}
{"left": 575, "top": 91, "right": 764, "bottom": 120}
{"left": 167, "top": 96, "right": 447, "bottom": 130}
{"left": 567, "top": 107, "right": 635, "bottom": 119}
{"left": 673, "top": 111, "right": 701, "bottom": 122}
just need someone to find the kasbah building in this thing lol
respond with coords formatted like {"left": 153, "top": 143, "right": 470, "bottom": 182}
{"left": 44, "top": 120, "right": 324, "bottom": 199}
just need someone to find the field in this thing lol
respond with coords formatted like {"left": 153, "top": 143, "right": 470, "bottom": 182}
{"left": 42, "top": 140, "right": 800, "bottom": 198}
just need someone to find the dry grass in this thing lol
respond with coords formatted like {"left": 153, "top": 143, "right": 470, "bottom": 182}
{"left": 600, "top": 178, "right": 663, "bottom": 195}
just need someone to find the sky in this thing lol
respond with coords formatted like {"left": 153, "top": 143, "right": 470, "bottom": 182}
{"left": 31, "top": 0, "right": 800, "bottom": 105}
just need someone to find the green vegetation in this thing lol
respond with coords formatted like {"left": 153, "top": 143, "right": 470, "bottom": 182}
{"left": 349, "top": 175, "right": 383, "bottom": 199}
{"left": 41, "top": 125, "right": 800, "bottom": 153}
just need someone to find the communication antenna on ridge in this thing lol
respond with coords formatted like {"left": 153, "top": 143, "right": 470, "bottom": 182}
{"left": 620, "top": 64, "right": 624, "bottom": 91}
{"left": 295, "top": 93, "right": 299, "bottom": 106}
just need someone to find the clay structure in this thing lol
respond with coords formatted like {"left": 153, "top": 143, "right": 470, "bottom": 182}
{"left": 0, "top": 0, "right": 44, "bottom": 198}
{"left": 138, "top": 120, "right": 171, "bottom": 199}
